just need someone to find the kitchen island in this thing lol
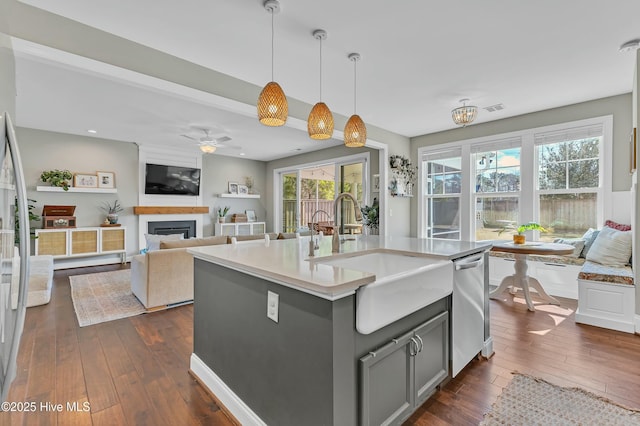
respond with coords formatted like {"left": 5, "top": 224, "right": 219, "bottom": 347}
{"left": 189, "top": 235, "right": 492, "bottom": 426}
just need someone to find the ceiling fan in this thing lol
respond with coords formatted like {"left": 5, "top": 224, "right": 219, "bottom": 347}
{"left": 180, "top": 128, "right": 237, "bottom": 154}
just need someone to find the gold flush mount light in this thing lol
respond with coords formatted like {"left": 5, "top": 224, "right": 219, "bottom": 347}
{"left": 308, "top": 29, "right": 334, "bottom": 140}
{"left": 344, "top": 53, "right": 367, "bottom": 147}
{"left": 451, "top": 98, "right": 477, "bottom": 127}
{"left": 257, "top": 0, "right": 288, "bottom": 126}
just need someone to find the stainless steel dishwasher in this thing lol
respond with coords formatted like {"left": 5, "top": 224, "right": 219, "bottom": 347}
{"left": 452, "top": 252, "right": 486, "bottom": 377}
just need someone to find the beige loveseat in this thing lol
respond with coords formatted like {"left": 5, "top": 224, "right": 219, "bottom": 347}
{"left": 131, "top": 236, "right": 228, "bottom": 310}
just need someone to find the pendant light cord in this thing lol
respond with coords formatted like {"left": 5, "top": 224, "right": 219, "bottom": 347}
{"left": 353, "top": 59, "right": 357, "bottom": 114}
{"left": 270, "top": 11, "right": 275, "bottom": 81}
{"left": 319, "top": 37, "right": 323, "bottom": 102}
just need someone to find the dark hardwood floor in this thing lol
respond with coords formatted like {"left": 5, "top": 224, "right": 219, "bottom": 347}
{"left": 3, "top": 264, "right": 640, "bottom": 425}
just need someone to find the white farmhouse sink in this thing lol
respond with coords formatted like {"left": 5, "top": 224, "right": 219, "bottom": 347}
{"left": 313, "top": 251, "right": 453, "bottom": 334}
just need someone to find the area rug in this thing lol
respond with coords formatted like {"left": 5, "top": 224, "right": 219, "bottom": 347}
{"left": 70, "top": 269, "right": 145, "bottom": 327}
{"left": 480, "top": 373, "right": 640, "bottom": 425}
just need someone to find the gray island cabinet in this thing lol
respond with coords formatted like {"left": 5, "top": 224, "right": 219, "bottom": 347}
{"left": 189, "top": 236, "right": 491, "bottom": 426}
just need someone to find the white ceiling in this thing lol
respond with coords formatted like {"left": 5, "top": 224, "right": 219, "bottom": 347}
{"left": 11, "top": 0, "right": 640, "bottom": 161}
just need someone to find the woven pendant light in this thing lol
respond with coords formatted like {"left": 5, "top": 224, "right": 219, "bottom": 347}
{"left": 257, "top": 0, "right": 288, "bottom": 127}
{"left": 308, "top": 29, "right": 334, "bottom": 140}
{"left": 344, "top": 53, "right": 367, "bottom": 147}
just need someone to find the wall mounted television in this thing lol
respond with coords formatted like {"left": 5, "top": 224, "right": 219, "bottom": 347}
{"left": 144, "top": 163, "right": 201, "bottom": 196}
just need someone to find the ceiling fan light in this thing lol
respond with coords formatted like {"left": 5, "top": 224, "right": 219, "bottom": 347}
{"left": 258, "top": 81, "right": 288, "bottom": 126}
{"left": 344, "top": 114, "right": 366, "bottom": 147}
{"left": 307, "top": 102, "right": 334, "bottom": 140}
{"left": 451, "top": 99, "right": 478, "bottom": 127}
{"left": 200, "top": 144, "right": 217, "bottom": 154}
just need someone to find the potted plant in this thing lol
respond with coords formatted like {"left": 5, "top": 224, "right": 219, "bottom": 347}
{"left": 101, "top": 200, "right": 124, "bottom": 224}
{"left": 40, "top": 169, "right": 73, "bottom": 191}
{"left": 500, "top": 222, "right": 547, "bottom": 244}
{"left": 217, "top": 206, "right": 230, "bottom": 223}
{"left": 15, "top": 198, "right": 40, "bottom": 244}
{"left": 360, "top": 198, "right": 379, "bottom": 235}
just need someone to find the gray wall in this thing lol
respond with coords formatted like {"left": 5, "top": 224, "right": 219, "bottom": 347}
{"left": 17, "top": 127, "right": 140, "bottom": 256}
{"left": 410, "top": 93, "right": 632, "bottom": 236}
{"left": 0, "top": 34, "right": 15, "bottom": 116}
{"left": 265, "top": 145, "right": 380, "bottom": 232}
{"left": 17, "top": 127, "right": 269, "bottom": 255}
{"left": 201, "top": 154, "right": 267, "bottom": 235}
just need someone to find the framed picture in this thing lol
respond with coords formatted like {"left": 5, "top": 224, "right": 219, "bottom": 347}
{"left": 228, "top": 182, "right": 239, "bottom": 194}
{"left": 631, "top": 127, "right": 637, "bottom": 174}
{"left": 238, "top": 184, "right": 249, "bottom": 195}
{"left": 74, "top": 173, "right": 98, "bottom": 188}
{"left": 372, "top": 174, "right": 380, "bottom": 192}
{"left": 97, "top": 171, "right": 115, "bottom": 188}
{"left": 245, "top": 209, "right": 256, "bottom": 222}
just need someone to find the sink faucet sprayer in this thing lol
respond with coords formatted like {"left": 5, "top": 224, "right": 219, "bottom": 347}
{"left": 332, "top": 193, "right": 362, "bottom": 253}
{"left": 308, "top": 209, "right": 331, "bottom": 257}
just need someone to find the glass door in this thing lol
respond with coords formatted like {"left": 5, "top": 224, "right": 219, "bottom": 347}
{"left": 0, "top": 113, "right": 30, "bottom": 402}
{"left": 281, "top": 172, "right": 298, "bottom": 233}
{"left": 336, "top": 161, "right": 365, "bottom": 234}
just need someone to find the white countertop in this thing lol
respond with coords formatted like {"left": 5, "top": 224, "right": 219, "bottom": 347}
{"left": 189, "top": 235, "right": 492, "bottom": 300}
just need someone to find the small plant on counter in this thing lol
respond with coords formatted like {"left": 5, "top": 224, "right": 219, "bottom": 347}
{"left": 40, "top": 169, "right": 73, "bottom": 191}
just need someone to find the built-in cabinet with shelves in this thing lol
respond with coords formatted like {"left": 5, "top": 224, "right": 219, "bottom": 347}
{"left": 215, "top": 222, "right": 266, "bottom": 236}
{"left": 35, "top": 227, "right": 126, "bottom": 267}
{"left": 359, "top": 311, "right": 449, "bottom": 425}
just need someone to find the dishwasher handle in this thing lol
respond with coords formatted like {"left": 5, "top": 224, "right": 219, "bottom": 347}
{"left": 455, "top": 256, "right": 484, "bottom": 270}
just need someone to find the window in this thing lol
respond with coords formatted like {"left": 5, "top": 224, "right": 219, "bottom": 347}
{"left": 423, "top": 149, "right": 461, "bottom": 239}
{"left": 473, "top": 140, "right": 521, "bottom": 241}
{"left": 535, "top": 124, "right": 603, "bottom": 241}
{"left": 417, "top": 116, "right": 612, "bottom": 242}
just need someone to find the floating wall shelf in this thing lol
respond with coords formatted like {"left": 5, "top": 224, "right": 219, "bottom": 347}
{"left": 218, "top": 193, "right": 260, "bottom": 199}
{"left": 36, "top": 186, "right": 117, "bottom": 194}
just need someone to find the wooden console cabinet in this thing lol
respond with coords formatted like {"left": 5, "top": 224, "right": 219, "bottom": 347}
{"left": 35, "top": 227, "right": 126, "bottom": 267}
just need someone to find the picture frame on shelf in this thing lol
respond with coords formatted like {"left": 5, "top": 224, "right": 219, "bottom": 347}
{"left": 74, "top": 173, "right": 98, "bottom": 188}
{"left": 238, "top": 184, "right": 249, "bottom": 195}
{"left": 97, "top": 171, "right": 115, "bottom": 189}
{"left": 245, "top": 210, "right": 256, "bottom": 222}
{"left": 228, "top": 182, "right": 239, "bottom": 194}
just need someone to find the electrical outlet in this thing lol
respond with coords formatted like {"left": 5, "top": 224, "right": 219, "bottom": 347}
{"left": 267, "top": 291, "right": 279, "bottom": 323}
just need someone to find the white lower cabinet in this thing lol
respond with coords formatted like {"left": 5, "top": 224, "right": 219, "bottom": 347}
{"left": 214, "top": 222, "right": 266, "bottom": 236}
{"left": 359, "top": 311, "right": 449, "bottom": 426}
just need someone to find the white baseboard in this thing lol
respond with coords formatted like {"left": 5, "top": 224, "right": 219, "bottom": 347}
{"left": 190, "top": 353, "right": 266, "bottom": 426}
{"left": 575, "top": 310, "right": 635, "bottom": 334}
{"left": 635, "top": 315, "right": 640, "bottom": 334}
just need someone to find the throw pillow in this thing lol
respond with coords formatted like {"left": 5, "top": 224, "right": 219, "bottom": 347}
{"left": 552, "top": 238, "right": 586, "bottom": 258}
{"left": 604, "top": 220, "right": 631, "bottom": 232}
{"left": 580, "top": 229, "right": 600, "bottom": 258}
{"left": 585, "top": 226, "right": 632, "bottom": 267}
{"left": 144, "top": 233, "right": 184, "bottom": 251}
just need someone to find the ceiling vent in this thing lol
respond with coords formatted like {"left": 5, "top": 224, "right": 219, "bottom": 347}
{"left": 483, "top": 103, "right": 505, "bottom": 113}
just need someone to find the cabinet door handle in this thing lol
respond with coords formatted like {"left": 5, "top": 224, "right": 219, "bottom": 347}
{"left": 409, "top": 337, "right": 418, "bottom": 356}
{"left": 415, "top": 334, "right": 424, "bottom": 353}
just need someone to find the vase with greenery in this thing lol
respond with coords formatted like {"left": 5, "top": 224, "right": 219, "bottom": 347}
{"left": 217, "top": 206, "right": 230, "bottom": 223}
{"left": 360, "top": 198, "right": 379, "bottom": 235}
{"left": 40, "top": 169, "right": 73, "bottom": 191}
{"left": 500, "top": 222, "right": 547, "bottom": 244}
{"left": 101, "top": 200, "right": 123, "bottom": 224}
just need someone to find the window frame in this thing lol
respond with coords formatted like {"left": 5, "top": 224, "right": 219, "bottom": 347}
{"left": 417, "top": 115, "right": 613, "bottom": 241}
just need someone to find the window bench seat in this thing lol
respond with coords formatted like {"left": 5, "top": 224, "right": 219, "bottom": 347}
{"left": 575, "top": 261, "right": 635, "bottom": 333}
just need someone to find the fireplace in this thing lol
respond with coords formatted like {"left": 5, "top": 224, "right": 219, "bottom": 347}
{"left": 148, "top": 220, "right": 196, "bottom": 239}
